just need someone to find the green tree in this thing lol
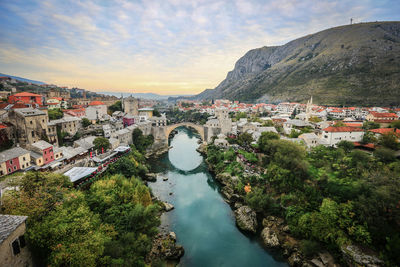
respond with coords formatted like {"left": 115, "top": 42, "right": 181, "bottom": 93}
{"left": 374, "top": 147, "right": 396, "bottom": 163}
{"left": 361, "top": 131, "right": 377, "bottom": 144}
{"left": 390, "top": 120, "right": 400, "bottom": 130}
{"left": 378, "top": 132, "right": 399, "bottom": 150}
{"left": 237, "top": 132, "right": 254, "bottom": 148}
{"left": 363, "top": 121, "right": 380, "bottom": 130}
{"left": 337, "top": 140, "right": 354, "bottom": 153}
{"left": 48, "top": 108, "right": 63, "bottom": 120}
{"left": 82, "top": 118, "right": 92, "bottom": 127}
{"left": 108, "top": 101, "right": 122, "bottom": 114}
{"left": 245, "top": 187, "right": 272, "bottom": 213}
{"left": 132, "top": 128, "right": 154, "bottom": 152}
{"left": 153, "top": 109, "right": 161, "bottom": 117}
{"left": 93, "top": 137, "right": 111, "bottom": 152}
{"left": 333, "top": 121, "right": 345, "bottom": 127}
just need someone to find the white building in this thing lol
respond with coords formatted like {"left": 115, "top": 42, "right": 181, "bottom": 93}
{"left": 320, "top": 126, "right": 364, "bottom": 146}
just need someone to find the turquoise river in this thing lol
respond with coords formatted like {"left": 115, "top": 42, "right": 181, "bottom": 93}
{"left": 150, "top": 127, "right": 287, "bottom": 267}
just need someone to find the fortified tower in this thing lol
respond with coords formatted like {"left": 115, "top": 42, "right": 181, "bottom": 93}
{"left": 215, "top": 107, "right": 232, "bottom": 135}
{"left": 122, "top": 96, "right": 139, "bottom": 116}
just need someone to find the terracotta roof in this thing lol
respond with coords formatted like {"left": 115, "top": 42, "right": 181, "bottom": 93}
{"left": 344, "top": 123, "right": 363, "bottom": 127}
{"left": 353, "top": 142, "right": 375, "bottom": 149}
{"left": 0, "top": 124, "right": 7, "bottom": 129}
{"left": 88, "top": 100, "right": 105, "bottom": 106}
{"left": 323, "top": 126, "right": 364, "bottom": 132}
{"left": 12, "top": 92, "right": 42, "bottom": 97}
{"left": 370, "top": 112, "right": 398, "bottom": 118}
{"left": 369, "top": 128, "right": 395, "bottom": 134}
{"left": 375, "top": 119, "right": 397, "bottom": 123}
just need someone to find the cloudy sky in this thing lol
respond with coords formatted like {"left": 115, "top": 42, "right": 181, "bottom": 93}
{"left": 0, "top": 0, "right": 399, "bottom": 95}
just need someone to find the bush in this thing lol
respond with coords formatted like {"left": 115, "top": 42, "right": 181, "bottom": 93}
{"left": 300, "top": 240, "right": 320, "bottom": 257}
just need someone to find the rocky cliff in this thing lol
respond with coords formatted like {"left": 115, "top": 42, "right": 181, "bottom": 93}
{"left": 196, "top": 21, "right": 400, "bottom": 106}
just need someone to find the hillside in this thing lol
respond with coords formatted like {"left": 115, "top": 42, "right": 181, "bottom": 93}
{"left": 196, "top": 21, "right": 400, "bottom": 106}
{"left": 0, "top": 73, "right": 45, "bottom": 85}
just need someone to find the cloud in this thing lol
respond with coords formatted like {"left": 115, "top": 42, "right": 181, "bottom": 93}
{"left": 0, "top": 0, "right": 398, "bottom": 94}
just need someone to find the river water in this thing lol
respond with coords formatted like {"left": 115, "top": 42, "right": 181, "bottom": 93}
{"left": 149, "top": 127, "right": 287, "bottom": 267}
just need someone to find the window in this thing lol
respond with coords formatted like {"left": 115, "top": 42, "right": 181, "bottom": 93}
{"left": 42, "top": 119, "right": 44, "bottom": 123}
{"left": 44, "top": 151, "right": 47, "bottom": 155}
{"left": 30, "top": 121, "right": 33, "bottom": 125}
{"left": 23, "top": 157, "right": 25, "bottom": 161}
{"left": 22, "top": 164, "right": 24, "bottom": 168}
{"left": 12, "top": 239, "right": 20, "bottom": 255}
{"left": 8, "top": 168, "right": 11, "bottom": 173}
{"left": 13, "top": 166, "right": 16, "bottom": 170}
{"left": 32, "top": 131, "right": 35, "bottom": 137}
{"left": 10, "top": 159, "right": 13, "bottom": 164}
{"left": 19, "top": 235, "right": 26, "bottom": 248}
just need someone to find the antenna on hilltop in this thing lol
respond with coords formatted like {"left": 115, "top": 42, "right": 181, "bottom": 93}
{"left": 350, "top": 18, "right": 353, "bottom": 25}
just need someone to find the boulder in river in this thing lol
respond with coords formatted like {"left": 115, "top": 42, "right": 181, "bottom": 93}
{"left": 234, "top": 206, "right": 257, "bottom": 233}
{"left": 261, "top": 227, "right": 280, "bottom": 248}
{"left": 145, "top": 173, "right": 157, "bottom": 182}
{"left": 163, "top": 202, "right": 174, "bottom": 211}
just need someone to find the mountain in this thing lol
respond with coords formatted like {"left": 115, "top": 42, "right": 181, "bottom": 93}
{"left": 0, "top": 73, "right": 45, "bottom": 85}
{"left": 196, "top": 21, "right": 400, "bottom": 106}
{"left": 100, "top": 91, "right": 193, "bottom": 100}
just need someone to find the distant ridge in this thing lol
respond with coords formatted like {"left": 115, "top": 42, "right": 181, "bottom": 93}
{"left": 100, "top": 91, "right": 193, "bottom": 100}
{"left": 195, "top": 21, "right": 400, "bottom": 106}
{"left": 0, "top": 73, "right": 45, "bottom": 85}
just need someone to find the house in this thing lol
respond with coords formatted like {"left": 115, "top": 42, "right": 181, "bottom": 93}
{"left": 63, "top": 108, "right": 85, "bottom": 117}
{"left": 112, "top": 128, "right": 132, "bottom": 145}
{"left": 149, "top": 115, "right": 167, "bottom": 127}
{"left": 283, "top": 119, "right": 311, "bottom": 135}
{"left": 321, "top": 126, "right": 365, "bottom": 146}
{"left": 48, "top": 117, "right": 81, "bottom": 136}
{"left": 123, "top": 115, "right": 136, "bottom": 127}
{"left": 366, "top": 112, "right": 398, "bottom": 124}
{"left": 0, "top": 147, "right": 31, "bottom": 176}
{"left": 368, "top": 128, "right": 400, "bottom": 137}
{"left": 46, "top": 97, "right": 68, "bottom": 109}
{"left": 7, "top": 108, "right": 56, "bottom": 146}
{"left": 299, "top": 133, "right": 329, "bottom": 148}
{"left": 74, "top": 136, "right": 96, "bottom": 151}
{"left": 8, "top": 92, "right": 43, "bottom": 105}
{"left": 138, "top": 108, "right": 154, "bottom": 120}
{"left": 0, "top": 215, "right": 32, "bottom": 266}
{"left": 85, "top": 101, "right": 108, "bottom": 123}
{"left": 28, "top": 140, "right": 55, "bottom": 166}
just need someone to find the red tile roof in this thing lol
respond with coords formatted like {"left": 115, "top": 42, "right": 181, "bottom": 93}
{"left": 353, "top": 142, "right": 375, "bottom": 149}
{"left": 370, "top": 112, "right": 398, "bottom": 118}
{"left": 88, "top": 100, "right": 105, "bottom": 106}
{"left": 323, "top": 126, "right": 364, "bottom": 132}
{"left": 344, "top": 123, "right": 363, "bottom": 127}
{"left": 0, "top": 124, "right": 7, "bottom": 129}
{"left": 369, "top": 128, "right": 394, "bottom": 134}
{"left": 12, "top": 92, "right": 42, "bottom": 97}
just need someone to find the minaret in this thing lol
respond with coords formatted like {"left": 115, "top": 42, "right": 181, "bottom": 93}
{"left": 306, "top": 96, "right": 313, "bottom": 122}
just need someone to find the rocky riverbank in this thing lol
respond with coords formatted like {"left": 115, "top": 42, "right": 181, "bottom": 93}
{"left": 202, "top": 151, "right": 384, "bottom": 267}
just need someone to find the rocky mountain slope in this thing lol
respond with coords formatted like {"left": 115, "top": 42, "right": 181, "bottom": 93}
{"left": 196, "top": 21, "right": 400, "bottom": 106}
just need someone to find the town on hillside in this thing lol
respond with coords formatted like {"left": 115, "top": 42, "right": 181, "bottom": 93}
{"left": 1, "top": 75, "right": 399, "bottom": 182}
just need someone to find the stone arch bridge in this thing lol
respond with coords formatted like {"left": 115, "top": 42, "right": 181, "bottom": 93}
{"left": 165, "top": 122, "right": 205, "bottom": 141}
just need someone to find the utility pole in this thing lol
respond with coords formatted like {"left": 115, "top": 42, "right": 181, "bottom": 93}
{"left": 350, "top": 18, "right": 353, "bottom": 25}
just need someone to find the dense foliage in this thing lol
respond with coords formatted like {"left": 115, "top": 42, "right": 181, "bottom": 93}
{"left": 1, "top": 149, "right": 160, "bottom": 266}
{"left": 93, "top": 137, "right": 111, "bottom": 152}
{"left": 48, "top": 108, "right": 63, "bottom": 120}
{"left": 206, "top": 135, "right": 400, "bottom": 265}
{"left": 132, "top": 128, "right": 154, "bottom": 153}
{"left": 165, "top": 108, "right": 209, "bottom": 125}
{"left": 82, "top": 118, "right": 92, "bottom": 127}
{"left": 108, "top": 101, "right": 122, "bottom": 114}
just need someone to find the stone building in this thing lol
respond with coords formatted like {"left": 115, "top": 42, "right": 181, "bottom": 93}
{"left": 48, "top": 117, "right": 81, "bottom": 136}
{"left": 7, "top": 108, "right": 54, "bottom": 146}
{"left": 0, "top": 215, "right": 32, "bottom": 266}
{"left": 0, "top": 147, "right": 31, "bottom": 176}
{"left": 122, "top": 96, "right": 139, "bottom": 116}
{"left": 215, "top": 108, "right": 232, "bottom": 135}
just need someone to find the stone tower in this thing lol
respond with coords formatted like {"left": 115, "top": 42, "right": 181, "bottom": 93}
{"left": 122, "top": 96, "right": 139, "bottom": 116}
{"left": 305, "top": 96, "right": 313, "bottom": 122}
{"left": 215, "top": 107, "right": 232, "bottom": 135}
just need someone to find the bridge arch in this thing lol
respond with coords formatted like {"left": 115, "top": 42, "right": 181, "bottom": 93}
{"left": 165, "top": 122, "right": 205, "bottom": 141}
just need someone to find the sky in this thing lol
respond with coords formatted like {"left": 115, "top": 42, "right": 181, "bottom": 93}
{"left": 0, "top": 0, "right": 399, "bottom": 95}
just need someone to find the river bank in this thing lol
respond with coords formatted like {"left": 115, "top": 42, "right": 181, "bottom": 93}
{"left": 148, "top": 127, "right": 287, "bottom": 267}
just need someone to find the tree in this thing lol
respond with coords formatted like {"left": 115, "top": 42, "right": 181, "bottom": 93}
{"left": 108, "top": 101, "right": 122, "bottom": 114}
{"left": 337, "top": 140, "right": 354, "bottom": 153}
{"left": 374, "top": 147, "right": 396, "bottom": 163}
{"left": 132, "top": 128, "right": 153, "bottom": 153}
{"left": 309, "top": 116, "right": 322, "bottom": 123}
{"left": 237, "top": 132, "right": 253, "bottom": 148}
{"left": 363, "top": 121, "right": 380, "bottom": 130}
{"left": 153, "top": 109, "right": 161, "bottom": 117}
{"left": 258, "top": 131, "right": 280, "bottom": 153}
{"left": 361, "top": 131, "right": 377, "bottom": 144}
{"left": 378, "top": 132, "right": 399, "bottom": 150}
{"left": 82, "top": 118, "right": 92, "bottom": 127}
{"left": 391, "top": 120, "right": 400, "bottom": 130}
{"left": 333, "top": 121, "right": 345, "bottom": 127}
{"left": 48, "top": 108, "right": 63, "bottom": 120}
{"left": 94, "top": 137, "right": 111, "bottom": 152}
